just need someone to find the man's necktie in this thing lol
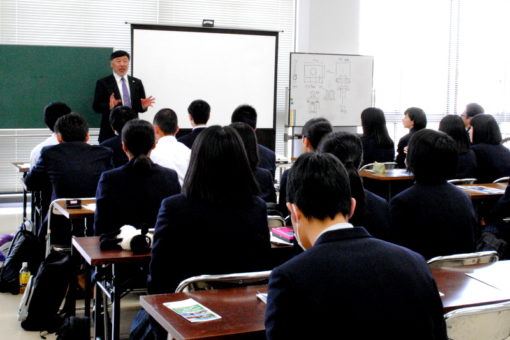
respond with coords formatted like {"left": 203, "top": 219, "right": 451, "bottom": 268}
{"left": 121, "top": 77, "right": 131, "bottom": 108}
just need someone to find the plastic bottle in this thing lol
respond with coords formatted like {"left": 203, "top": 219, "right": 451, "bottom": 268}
{"left": 19, "top": 262, "right": 30, "bottom": 295}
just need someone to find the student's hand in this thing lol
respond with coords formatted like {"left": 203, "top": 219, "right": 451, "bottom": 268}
{"left": 109, "top": 93, "right": 122, "bottom": 109}
{"left": 141, "top": 96, "right": 155, "bottom": 109}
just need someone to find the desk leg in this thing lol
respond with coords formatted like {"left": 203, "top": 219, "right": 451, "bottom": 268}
{"left": 94, "top": 270, "right": 105, "bottom": 340}
{"left": 111, "top": 264, "right": 120, "bottom": 340}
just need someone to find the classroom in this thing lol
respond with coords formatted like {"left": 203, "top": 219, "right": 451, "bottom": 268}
{"left": 1, "top": 1, "right": 510, "bottom": 339}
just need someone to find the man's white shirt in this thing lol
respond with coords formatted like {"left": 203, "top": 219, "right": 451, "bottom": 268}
{"left": 30, "top": 133, "right": 59, "bottom": 168}
{"left": 151, "top": 135, "right": 191, "bottom": 186}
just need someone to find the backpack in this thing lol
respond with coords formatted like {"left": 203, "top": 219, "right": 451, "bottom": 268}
{"left": 18, "top": 250, "right": 74, "bottom": 332}
{"left": 0, "top": 221, "right": 41, "bottom": 294}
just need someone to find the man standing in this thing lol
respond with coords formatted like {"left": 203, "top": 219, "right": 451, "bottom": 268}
{"left": 265, "top": 152, "right": 447, "bottom": 339}
{"left": 93, "top": 50, "right": 155, "bottom": 142}
{"left": 461, "top": 102, "right": 484, "bottom": 131}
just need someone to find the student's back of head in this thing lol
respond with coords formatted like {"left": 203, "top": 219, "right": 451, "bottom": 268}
{"left": 109, "top": 106, "right": 136, "bottom": 135}
{"left": 153, "top": 108, "right": 179, "bottom": 135}
{"left": 470, "top": 114, "right": 502, "bottom": 145}
{"left": 188, "top": 99, "right": 210, "bottom": 125}
{"left": 407, "top": 129, "right": 457, "bottom": 184}
{"left": 360, "top": 107, "right": 393, "bottom": 147}
{"left": 54, "top": 113, "right": 88, "bottom": 142}
{"left": 44, "top": 102, "right": 71, "bottom": 132}
{"left": 287, "top": 152, "right": 352, "bottom": 220}
{"left": 231, "top": 105, "right": 257, "bottom": 129}
{"left": 122, "top": 119, "right": 155, "bottom": 173}
{"left": 230, "top": 122, "right": 259, "bottom": 170}
{"left": 302, "top": 118, "right": 333, "bottom": 151}
{"left": 439, "top": 115, "right": 471, "bottom": 153}
{"left": 183, "top": 125, "right": 259, "bottom": 206}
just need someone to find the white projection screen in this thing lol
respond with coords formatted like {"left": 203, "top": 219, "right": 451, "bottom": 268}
{"left": 132, "top": 25, "right": 278, "bottom": 129}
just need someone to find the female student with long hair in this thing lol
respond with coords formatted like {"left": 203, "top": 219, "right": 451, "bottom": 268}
{"left": 360, "top": 107, "right": 394, "bottom": 166}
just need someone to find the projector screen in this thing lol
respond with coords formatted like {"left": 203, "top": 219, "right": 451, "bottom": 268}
{"left": 132, "top": 25, "right": 278, "bottom": 129}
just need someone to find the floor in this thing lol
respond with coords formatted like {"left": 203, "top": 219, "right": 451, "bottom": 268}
{"left": 0, "top": 201, "right": 140, "bottom": 339}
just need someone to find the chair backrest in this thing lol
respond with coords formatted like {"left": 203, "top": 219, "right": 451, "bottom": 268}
{"left": 427, "top": 250, "right": 499, "bottom": 268}
{"left": 493, "top": 176, "right": 510, "bottom": 184}
{"left": 268, "top": 215, "right": 286, "bottom": 229}
{"left": 175, "top": 270, "right": 271, "bottom": 293}
{"left": 502, "top": 137, "right": 510, "bottom": 149}
{"left": 359, "top": 162, "right": 397, "bottom": 171}
{"left": 448, "top": 178, "right": 477, "bottom": 185}
{"left": 444, "top": 300, "right": 510, "bottom": 340}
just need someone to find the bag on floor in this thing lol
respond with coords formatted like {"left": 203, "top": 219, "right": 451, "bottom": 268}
{"left": 0, "top": 221, "right": 41, "bottom": 294}
{"left": 55, "top": 315, "right": 90, "bottom": 340}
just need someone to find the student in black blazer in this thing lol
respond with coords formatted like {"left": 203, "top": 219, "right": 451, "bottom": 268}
{"left": 439, "top": 115, "right": 477, "bottom": 179}
{"left": 92, "top": 50, "right": 155, "bottom": 142}
{"left": 470, "top": 114, "right": 510, "bottom": 183}
{"left": 395, "top": 107, "right": 427, "bottom": 168}
{"left": 25, "top": 113, "right": 113, "bottom": 241}
{"left": 94, "top": 120, "right": 181, "bottom": 236}
{"left": 319, "top": 131, "right": 391, "bottom": 240}
{"left": 178, "top": 99, "right": 210, "bottom": 149}
{"left": 390, "top": 129, "right": 477, "bottom": 260}
{"left": 360, "top": 107, "right": 395, "bottom": 165}
{"left": 265, "top": 153, "right": 447, "bottom": 339}
{"left": 231, "top": 122, "right": 276, "bottom": 203}
{"left": 100, "top": 106, "right": 137, "bottom": 168}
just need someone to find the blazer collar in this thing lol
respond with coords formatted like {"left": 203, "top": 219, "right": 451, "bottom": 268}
{"left": 315, "top": 227, "right": 372, "bottom": 246}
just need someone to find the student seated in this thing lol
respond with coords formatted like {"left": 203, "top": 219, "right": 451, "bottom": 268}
{"left": 177, "top": 99, "right": 210, "bottom": 149}
{"left": 318, "top": 131, "right": 390, "bottom": 240}
{"left": 395, "top": 107, "right": 427, "bottom": 168}
{"left": 470, "top": 114, "right": 510, "bottom": 183}
{"left": 230, "top": 122, "right": 276, "bottom": 203}
{"left": 265, "top": 153, "right": 447, "bottom": 339}
{"left": 25, "top": 113, "right": 113, "bottom": 242}
{"left": 150, "top": 108, "right": 191, "bottom": 186}
{"left": 389, "top": 129, "right": 477, "bottom": 260}
{"left": 94, "top": 119, "right": 181, "bottom": 236}
{"left": 359, "top": 107, "right": 394, "bottom": 165}
{"left": 439, "top": 115, "right": 477, "bottom": 179}
{"left": 100, "top": 106, "right": 137, "bottom": 168}
{"left": 30, "top": 102, "right": 72, "bottom": 168}
{"left": 231, "top": 104, "right": 276, "bottom": 176}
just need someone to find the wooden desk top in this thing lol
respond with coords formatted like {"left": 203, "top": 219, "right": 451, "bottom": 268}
{"left": 140, "top": 285, "right": 266, "bottom": 340}
{"left": 359, "top": 169, "right": 414, "bottom": 181}
{"left": 457, "top": 183, "right": 507, "bottom": 200}
{"left": 12, "top": 162, "right": 30, "bottom": 173}
{"left": 72, "top": 236, "right": 150, "bottom": 266}
{"left": 53, "top": 198, "right": 96, "bottom": 219}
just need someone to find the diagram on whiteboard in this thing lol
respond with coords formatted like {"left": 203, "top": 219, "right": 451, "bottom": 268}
{"left": 289, "top": 53, "right": 373, "bottom": 126}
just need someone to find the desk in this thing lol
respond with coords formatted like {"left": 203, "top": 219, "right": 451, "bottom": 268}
{"left": 141, "top": 261, "right": 510, "bottom": 339}
{"left": 53, "top": 198, "right": 96, "bottom": 219}
{"left": 457, "top": 183, "right": 507, "bottom": 200}
{"left": 359, "top": 169, "right": 414, "bottom": 199}
{"left": 12, "top": 162, "right": 30, "bottom": 219}
{"left": 72, "top": 236, "right": 150, "bottom": 340}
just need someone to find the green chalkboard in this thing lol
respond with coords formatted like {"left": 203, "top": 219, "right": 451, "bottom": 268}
{"left": 0, "top": 45, "right": 112, "bottom": 128}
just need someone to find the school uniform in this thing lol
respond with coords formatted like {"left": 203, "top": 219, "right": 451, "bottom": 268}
{"left": 253, "top": 167, "right": 276, "bottom": 203}
{"left": 265, "top": 226, "right": 447, "bottom": 340}
{"left": 150, "top": 135, "right": 191, "bottom": 186}
{"left": 100, "top": 135, "right": 129, "bottom": 168}
{"left": 452, "top": 149, "right": 477, "bottom": 180}
{"left": 395, "top": 130, "right": 415, "bottom": 168}
{"left": 258, "top": 144, "right": 276, "bottom": 176}
{"left": 471, "top": 143, "right": 510, "bottom": 183}
{"left": 177, "top": 127, "right": 206, "bottom": 149}
{"left": 277, "top": 169, "right": 289, "bottom": 216}
{"left": 361, "top": 136, "right": 395, "bottom": 166}
{"left": 350, "top": 190, "right": 391, "bottom": 240}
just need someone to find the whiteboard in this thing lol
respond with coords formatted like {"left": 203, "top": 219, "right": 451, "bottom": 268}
{"left": 132, "top": 25, "right": 277, "bottom": 129}
{"left": 289, "top": 53, "right": 374, "bottom": 126}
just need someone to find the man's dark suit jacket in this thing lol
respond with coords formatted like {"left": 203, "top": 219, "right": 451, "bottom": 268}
{"left": 177, "top": 127, "right": 206, "bottom": 149}
{"left": 253, "top": 167, "right": 276, "bottom": 203}
{"left": 94, "top": 160, "right": 181, "bottom": 236}
{"left": 93, "top": 74, "right": 147, "bottom": 142}
{"left": 389, "top": 182, "right": 476, "bottom": 260}
{"left": 258, "top": 144, "right": 276, "bottom": 176}
{"left": 471, "top": 143, "right": 510, "bottom": 183}
{"left": 265, "top": 227, "right": 447, "bottom": 340}
{"left": 25, "top": 142, "right": 113, "bottom": 201}
{"left": 100, "top": 135, "right": 128, "bottom": 168}
{"left": 148, "top": 194, "right": 271, "bottom": 294}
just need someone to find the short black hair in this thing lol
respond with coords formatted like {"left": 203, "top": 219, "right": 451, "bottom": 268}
{"left": 287, "top": 152, "right": 352, "bottom": 220}
{"left": 231, "top": 105, "right": 257, "bottom": 129}
{"left": 44, "top": 102, "right": 71, "bottom": 132}
{"left": 111, "top": 50, "right": 130, "bottom": 60}
{"left": 230, "top": 122, "right": 259, "bottom": 169}
{"left": 188, "top": 99, "right": 210, "bottom": 125}
{"left": 439, "top": 115, "right": 471, "bottom": 153}
{"left": 407, "top": 129, "right": 457, "bottom": 184}
{"left": 54, "top": 113, "right": 88, "bottom": 142}
{"left": 360, "top": 107, "right": 394, "bottom": 148}
{"left": 470, "top": 114, "right": 502, "bottom": 145}
{"left": 302, "top": 118, "right": 333, "bottom": 150}
{"left": 109, "top": 106, "right": 136, "bottom": 134}
{"left": 153, "top": 108, "right": 179, "bottom": 135}
{"left": 183, "top": 125, "right": 259, "bottom": 205}
{"left": 465, "top": 103, "right": 484, "bottom": 117}
{"left": 404, "top": 107, "right": 427, "bottom": 130}
{"left": 122, "top": 119, "right": 155, "bottom": 172}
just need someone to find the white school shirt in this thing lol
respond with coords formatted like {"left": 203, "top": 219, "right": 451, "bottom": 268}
{"left": 150, "top": 135, "right": 191, "bottom": 186}
{"left": 30, "top": 133, "right": 58, "bottom": 169}
{"left": 315, "top": 222, "right": 354, "bottom": 241}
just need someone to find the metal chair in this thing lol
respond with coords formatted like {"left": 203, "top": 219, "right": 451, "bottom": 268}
{"left": 447, "top": 178, "right": 477, "bottom": 185}
{"left": 427, "top": 250, "right": 499, "bottom": 268}
{"left": 444, "top": 300, "right": 510, "bottom": 340}
{"left": 359, "top": 162, "right": 397, "bottom": 171}
{"left": 493, "top": 176, "right": 510, "bottom": 184}
{"left": 268, "top": 215, "right": 286, "bottom": 229}
{"left": 175, "top": 270, "right": 271, "bottom": 293}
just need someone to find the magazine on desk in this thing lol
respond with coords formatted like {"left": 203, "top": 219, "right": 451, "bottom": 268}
{"left": 164, "top": 298, "right": 221, "bottom": 323}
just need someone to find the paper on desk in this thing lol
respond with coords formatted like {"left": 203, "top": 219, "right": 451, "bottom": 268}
{"left": 164, "top": 298, "right": 221, "bottom": 323}
{"left": 270, "top": 234, "right": 293, "bottom": 246}
{"left": 460, "top": 186, "right": 505, "bottom": 194}
{"left": 467, "top": 267, "right": 510, "bottom": 293}
{"left": 82, "top": 203, "right": 96, "bottom": 211}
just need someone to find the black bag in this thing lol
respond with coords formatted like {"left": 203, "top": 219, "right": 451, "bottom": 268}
{"left": 19, "top": 250, "right": 74, "bottom": 332}
{"left": 0, "top": 221, "right": 41, "bottom": 294}
{"left": 56, "top": 316, "right": 90, "bottom": 340}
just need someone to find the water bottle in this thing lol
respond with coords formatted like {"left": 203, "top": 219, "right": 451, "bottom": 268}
{"left": 19, "top": 262, "right": 30, "bottom": 295}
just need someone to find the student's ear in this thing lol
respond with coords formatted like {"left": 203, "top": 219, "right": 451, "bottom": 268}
{"left": 175, "top": 125, "right": 180, "bottom": 136}
{"left": 154, "top": 125, "right": 162, "bottom": 137}
{"left": 286, "top": 202, "right": 302, "bottom": 226}
{"left": 347, "top": 198, "right": 357, "bottom": 220}
{"left": 302, "top": 137, "right": 313, "bottom": 153}
{"left": 85, "top": 133, "right": 90, "bottom": 143}
{"left": 121, "top": 142, "right": 128, "bottom": 154}
{"left": 56, "top": 133, "right": 64, "bottom": 143}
